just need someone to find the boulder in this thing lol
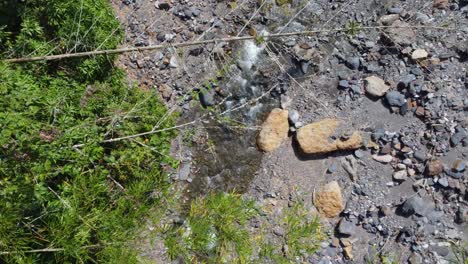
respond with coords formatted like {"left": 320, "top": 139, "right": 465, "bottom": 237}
{"left": 314, "top": 181, "right": 344, "bottom": 218}
{"left": 257, "top": 108, "right": 289, "bottom": 152}
{"left": 364, "top": 76, "right": 390, "bottom": 97}
{"left": 296, "top": 119, "right": 362, "bottom": 154}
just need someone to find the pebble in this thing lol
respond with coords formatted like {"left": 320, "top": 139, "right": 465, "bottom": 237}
{"left": 337, "top": 219, "right": 355, "bottom": 236}
{"left": 452, "top": 159, "right": 465, "bottom": 172}
{"left": 364, "top": 76, "right": 390, "bottom": 97}
{"left": 414, "top": 151, "right": 426, "bottom": 162}
{"left": 385, "top": 91, "right": 406, "bottom": 106}
{"left": 372, "top": 154, "right": 393, "bottom": 163}
{"left": 288, "top": 110, "right": 300, "bottom": 125}
{"left": 380, "top": 206, "right": 392, "bottom": 217}
{"left": 354, "top": 149, "right": 364, "bottom": 159}
{"left": 411, "top": 49, "right": 429, "bottom": 60}
{"left": 426, "top": 159, "right": 444, "bottom": 176}
{"left": 388, "top": 7, "right": 402, "bottom": 14}
{"left": 199, "top": 91, "right": 214, "bottom": 107}
{"left": 393, "top": 170, "right": 408, "bottom": 182}
{"left": 346, "top": 57, "right": 360, "bottom": 70}
{"left": 451, "top": 131, "right": 467, "bottom": 146}
{"left": 400, "top": 196, "right": 433, "bottom": 217}
{"left": 438, "top": 177, "right": 449, "bottom": 187}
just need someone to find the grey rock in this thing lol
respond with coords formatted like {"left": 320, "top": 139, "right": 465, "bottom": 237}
{"left": 431, "top": 245, "right": 449, "bottom": 257}
{"left": 178, "top": 162, "right": 191, "bottom": 181}
{"left": 385, "top": 91, "right": 406, "bottom": 106}
{"left": 408, "top": 253, "right": 422, "bottom": 264}
{"left": 328, "top": 162, "right": 338, "bottom": 173}
{"left": 337, "top": 219, "right": 355, "bottom": 236}
{"left": 354, "top": 149, "right": 364, "bottom": 159}
{"left": 414, "top": 151, "right": 426, "bottom": 162}
{"left": 288, "top": 110, "right": 300, "bottom": 125}
{"left": 438, "top": 177, "right": 449, "bottom": 187}
{"left": 400, "top": 196, "right": 434, "bottom": 217}
{"left": 451, "top": 131, "right": 467, "bottom": 146}
{"left": 338, "top": 80, "right": 349, "bottom": 89}
{"left": 346, "top": 57, "right": 360, "bottom": 70}
{"left": 393, "top": 170, "right": 408, "bottom": 182}
{"left": 388, "top": 7, "right": 402, "bottom": 14}
{"left": 199, "top": 91, "right": 214, "bottom": 107}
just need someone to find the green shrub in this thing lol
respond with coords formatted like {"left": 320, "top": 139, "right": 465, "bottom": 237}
{"left": 164, "top": 192, "right": 258, "bottom": 263}
{"left": 0, "top": 0, "right": 178, "bottom": 262}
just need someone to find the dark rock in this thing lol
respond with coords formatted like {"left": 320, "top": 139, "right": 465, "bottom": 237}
{"left": 385, "top": 91, "right": 406, "bottom": 106}
{"left": 400, "top": 196, "right": 434, "bottom": 217}
{"left": 346, "top": 57, "right": 360, "bottom": 70}
{"left": 338, "top": 80, "right": 350, "bottom": 89}
{"left": 337, "top": 219, "right": 355, "bottom": 236}
{"left": 199, "top": 90, "right": 214, "bottom": 107}
{"left": 451, "top": 131, "right": 467, "bottom": 146}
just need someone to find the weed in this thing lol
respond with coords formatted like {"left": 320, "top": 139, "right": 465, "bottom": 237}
{"left": 164, "top": 192, "right": 258, "bottom": 263}
{"left": 345, "top": 21, "right": 361, "bottom": 37}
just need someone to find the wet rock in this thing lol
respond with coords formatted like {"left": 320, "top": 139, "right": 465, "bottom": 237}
{"left": 257, "top": 108, "right": 289, "bottom": 152}
{"left": 337, "top": 219, "right": 355, "bottom": 236}
{"left": 372, "top": 154, "right": 393, "bottom": 163}
{"left": 412, "top": 49, "right": 429, "bottom": 60}
{"left": 426, "top": 159, "right": 444, "bottom": 176}
{"left": 296, "top": 119, "right": 362, "bottom": 154}
{"left": 385, "top": 91, "right": 406, "bottom": 106}
{"left": 364, "top": 76, "right": 390, "bottom": 97}
{"left": 199, "top": 90, "right": 214, "bottom": 107}
{"left": 314, "top": 181, "right": 344, "bottom": 218}
{"left": 393, "top": 170, "right": 408, "bottom": 182}
{"left": 400, "top": 196, "right": 434, "bottom": 217}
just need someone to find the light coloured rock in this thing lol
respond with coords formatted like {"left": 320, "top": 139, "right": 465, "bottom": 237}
{"left": 412, "top": 49, "right": 429, "bottom": 60}
{"left": 364, "top": 76, "right": 390, "bottom": 97}
{"left": 257, "top": 108, "right": 289, "bottom": 152}
{"left": 384, "top": 20, "right": 416, "bottom": 46}
{"left": 343, "top": 245, "right": 353, "bottom": 260}
{"left": 379, "top": 14, "right": 400, "bottom": 26}
{"left": 296, "top": 119, "right": 362, "bottom": 154}
{"left": 372, "top": 154, "right": 393, "bottom": 163}
{"left": 314, "top": 181, "right": 343, "bottom": 218}
{"left": 393, "top": 170, "right": 408, "bottom": 182}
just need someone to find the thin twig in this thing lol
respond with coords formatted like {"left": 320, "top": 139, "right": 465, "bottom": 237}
{"left": 3, "top": 25, "right": 455, "bottom": 63}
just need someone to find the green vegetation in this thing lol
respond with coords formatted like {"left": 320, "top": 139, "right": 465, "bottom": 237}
{"left": 450, "top": 241, "right": 468, "bottom": 264}
{"left": 0, "top": 0, "right": 177, "bottom": 262}
{"left": 259, "top": 200, "right": 324, "bottom": 263}
{"left": 164, "top": 192, "right": 258, "bottom": 263}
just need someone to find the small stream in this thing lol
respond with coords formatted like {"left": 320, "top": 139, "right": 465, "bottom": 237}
{"left": 185, "top": 40, "right": 283, "bottom": 196}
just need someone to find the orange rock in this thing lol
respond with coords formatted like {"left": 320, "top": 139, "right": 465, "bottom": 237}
{"left": 314, "top": 181, "right": 343, "bottom": 218}
{"left": 296, "top": 119, "right": 362, "bottom": 154}
{"left": 257, "top": 108, "right": 289, "bottom": 152}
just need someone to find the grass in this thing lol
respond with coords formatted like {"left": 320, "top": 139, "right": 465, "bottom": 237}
{"left": 164, "top": 192, "right": 258, "bottom": 263}
{"left": 259, "top": 199, "right": 325, "bottom": 263}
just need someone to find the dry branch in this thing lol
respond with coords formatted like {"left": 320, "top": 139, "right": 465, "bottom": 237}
{"left": 3, "top": 26, "right": 455, "bottom": 63}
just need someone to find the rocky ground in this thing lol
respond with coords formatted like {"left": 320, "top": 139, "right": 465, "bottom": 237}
{"left": 111, "top": 0, "right": 467, "bottom": 263}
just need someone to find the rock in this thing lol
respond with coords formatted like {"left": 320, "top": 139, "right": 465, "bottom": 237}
{"left": 343, "top": 245, "right": 353, "bottom": 260}
{"left": 257, "top": 109, "right": 289, "bottom": 152}
{"left": 412, "top": 49, "right": 429, "bottom": 60}
{"left": 385, "top": 91, "right": 406, "bottom": 106}
{"left": 379, "top": 14, "right": 400, "bottom": 26}
{"left": 341, "top": 156, "right": 358, "bottom": 181}
{"left": 346, "top": 57, "right": 360, "bottom": 70}
{"left": 408, "top": 253, "right": 422, "bottom": 264}
{"left": 452, "top": 159, "right": 465, "bottom": 172}
{"left": 155, "top": 0, "right": 171, "bottom": 10}
{"left": 438, "top": 177, "right": 449, "bottom": 187}
{"left": 380, "top": 206, "right": 393, "bottom": 217}
{"left": 178, "top": 162, "right": 191, "bottom": 181}
{"left": 393, "top": 170, "right": 408, "bottom": 182}
{"left": 199, "top": 90, "right": 214, "bottom": 107}
{"left": 400, "top": 196, "right": 434, "bottom": 217}
{"left": 414, "top": 151, "right": 426, "bottom": 162}
{"left": 364, "top": 76, "right": 390, "bottom": 97}
{"left": 451, "top": 131, "right": 467, "bottom": 146}
{"left": 354, "top": 149, "right": 364, "bottom": 159}
{"left": 388, "top": 7, "right": 402, "bottom": 14}
{"left": 384, "top": 20, "right": 416, "bottom": 46}
{"left": 431, "top": 245, "right": 449, "bottom": 257}
{"left": 158, "top": 84, "right": 173, "bottom": 100}
{"left": 372, "top": 154, "right": 393, "bottom": 163}
{"left": 433, "top": 0, "right": 449, "bottom": 9}
{"left": 296, "top": 119, "right": 362, "bottom": 154}
{"left": 337, "top": 219, "right": 354, "bottom": 236}
{"left": 426, "top": 159, "right": 444, "bottom": 176}
{"left": 314, "top": 181, "right": 344, "bottom": 218}
{"left": 288, "top": 110, "right": 300, "bottom": 125}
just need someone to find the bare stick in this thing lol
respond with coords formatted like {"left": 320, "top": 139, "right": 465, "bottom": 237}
{"left": 3, "top": 25, "right": 455, "bottom": 63}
